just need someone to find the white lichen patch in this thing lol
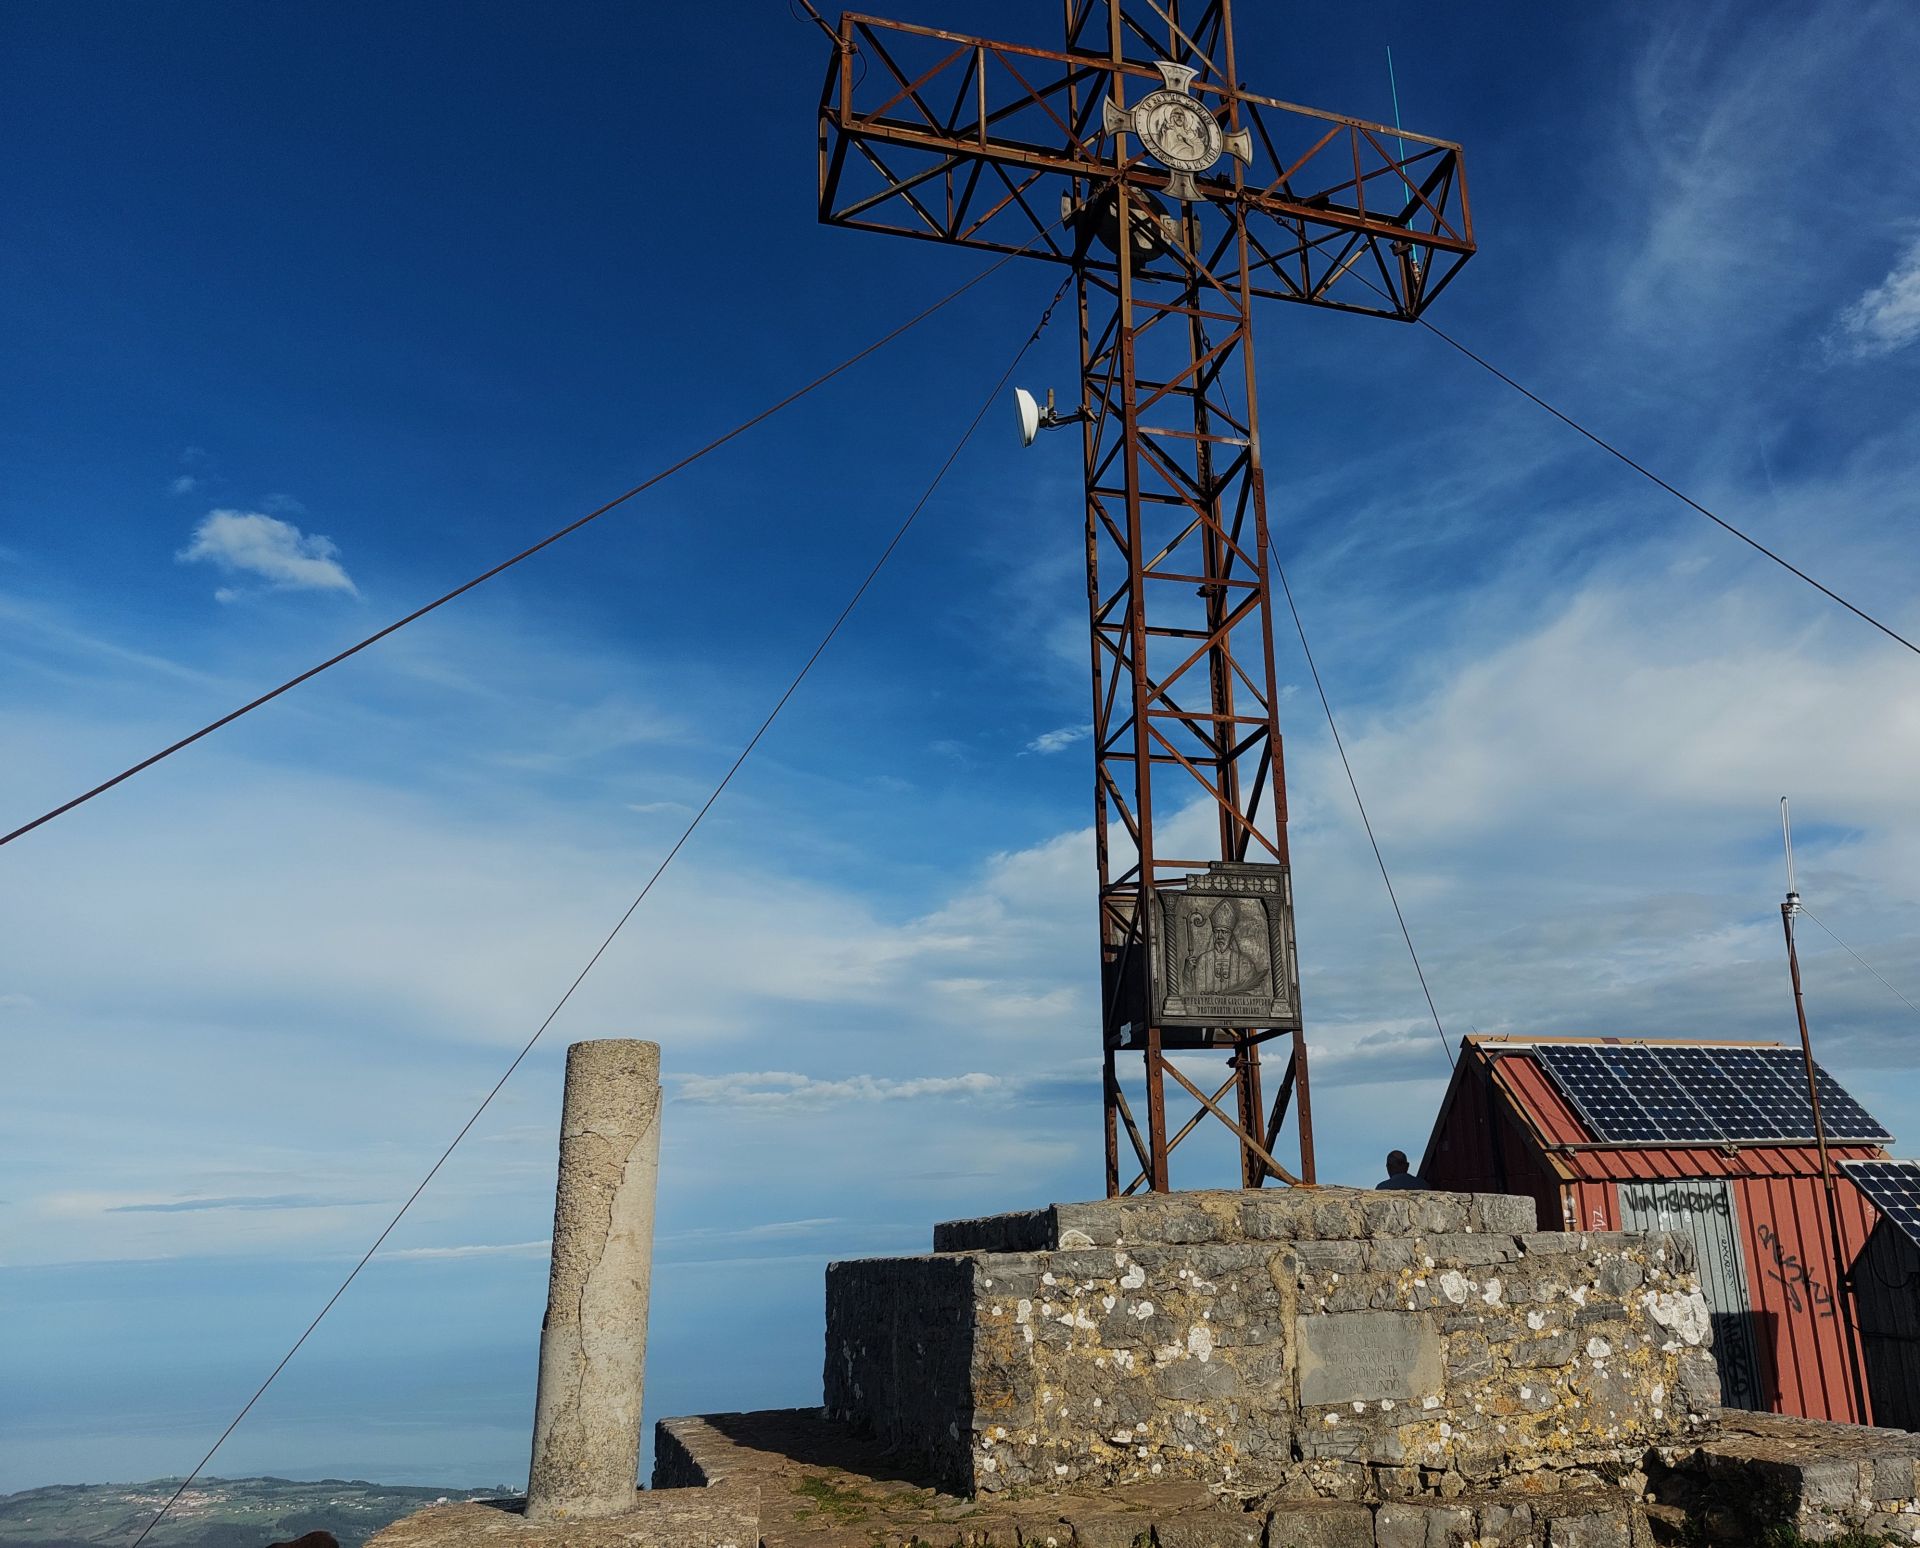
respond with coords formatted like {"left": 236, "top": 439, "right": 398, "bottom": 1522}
{"left": 1438, "top": 1270, "right": 1470, "bottom": 1305}
{"left": 1527, "top": 1310, "right": 1547, "bottom": 1331}
{"left": 1187, "top": 1323, "right": 1215, "bottom": 1362}
{"left": 1586, "top": 1337, "right": 1612, "bottom": 1361}
{"left": 1644, "top": 1288, "right": 1710, "bottom": 1347}
{"left": 1119, "top": 1263, "right": 1147, "bottom": 1290}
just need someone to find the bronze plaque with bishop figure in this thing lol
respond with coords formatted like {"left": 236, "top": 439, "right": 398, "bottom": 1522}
{"left": 1152, "top": 862, "right": 1301, "bottom": 1031}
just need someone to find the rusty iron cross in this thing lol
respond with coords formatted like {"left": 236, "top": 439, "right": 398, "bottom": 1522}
{"left": 812, "top": 2, "right": 1475, "bottom": 1195}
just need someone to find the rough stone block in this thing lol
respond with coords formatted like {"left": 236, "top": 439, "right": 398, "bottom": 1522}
{"left": 938, "top": 1210, "right": 1055, "bottom": 1254}
{"left": 1063, "top": 1508, "right": 1155, "bottom": 1548}
{"left": 1261, "top": 1500, "right": 1372, "bottom": 1548}
{"left": 1419, "top": 1504, "right": 1476, "bottom": 1546}
{"left": 1371, "top": 1502, "right": 1427, "bottom": 1548}
{"left": 1474, "top": 1500, "right": 1534, "bottom": 1540}
{"left": 1472, "top": 1195, "right": 1541, "bottom": 1235}
{"left": 1543, "top": 1508, "right": 1631, "bottom": 1548}
{"left": 1152, "top": 1507, "right": 1263, "bottom": 1548}
{"left": 1425, "top": 1232, "right": 1520, "bottom": 1266}
{"left": 1875, "top": 1453, "right": 1920, "bottom": 1503}
{"left": 1800, "top": 1456, "right": 1865, "bottom": 1509}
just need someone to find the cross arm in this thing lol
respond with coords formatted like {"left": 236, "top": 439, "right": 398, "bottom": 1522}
{"left": 817, "top": 13, "right": 1475, "bottom": 320}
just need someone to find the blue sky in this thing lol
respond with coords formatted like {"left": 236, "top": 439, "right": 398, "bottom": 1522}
{"left": 6, "top": 0, "right": 1920, "bottom": 1496}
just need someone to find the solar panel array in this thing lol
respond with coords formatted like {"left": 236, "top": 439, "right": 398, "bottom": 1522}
{"left": 1530, "top": 1042, "right": 1892, "bottom": 1146}
{"left": 1843, "top": 1160, "right": 1920, "bottom": 1251}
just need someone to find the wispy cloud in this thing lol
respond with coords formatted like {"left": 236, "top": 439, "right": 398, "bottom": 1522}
{"left": 168, "top": 475, "right": 200, "bottom": 496}
{"left": 676, "top": 1071, "right": 1008, "bottom": 1110}
{"left": 383, "top": 1240, "right": 550, "bottom": 1261}
{"left": 1830, "top": 235, "right": 1920, "bottom": 361}
{"left": 659, "top": 1217, "right": 841, "bottom": 1247}
{"left": 1023, "top": 724, "right": 1088, "bottom": 755}
{"left": 105, "top": 1192, "right": 363, "bottom": 1214}
{"left": 177, "top": 509, "right": 358, "bottom": 598}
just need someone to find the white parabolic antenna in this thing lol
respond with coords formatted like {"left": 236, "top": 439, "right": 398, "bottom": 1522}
{"left": 1014, "top": 386, "right": 1042, "bottom": 448}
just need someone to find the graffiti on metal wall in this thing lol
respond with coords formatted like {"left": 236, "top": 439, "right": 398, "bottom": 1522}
{"left": 1757, "top": 1221, "right": 1837, "bottom": 1318}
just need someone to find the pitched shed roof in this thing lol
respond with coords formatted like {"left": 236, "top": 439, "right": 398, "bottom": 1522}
{"left": 1425, "top": 1034, "right": 1892, "bottom": 1185}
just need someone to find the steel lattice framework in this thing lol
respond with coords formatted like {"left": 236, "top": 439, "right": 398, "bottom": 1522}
{"left": 815, "top": 1, "right": 1474, "bottom": 1193}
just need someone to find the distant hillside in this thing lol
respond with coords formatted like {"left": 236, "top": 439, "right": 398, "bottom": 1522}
{"left": 0, "top": 1477, "right": 513, "bottom": 1548}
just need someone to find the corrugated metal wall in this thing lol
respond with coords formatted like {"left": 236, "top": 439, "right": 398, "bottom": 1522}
{"left": 1421, "top": 1057, "right": 1567, "bottom": 1229}
{"left": 1729, "top": 1172, "right": 1879, "bottom": 1425}
{"left": 1619, "top": 1178, "right": 1764, "bottom": 1409}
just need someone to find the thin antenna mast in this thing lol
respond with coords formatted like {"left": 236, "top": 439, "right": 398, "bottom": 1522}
{"left": 1778, "top": 796, "right": 1871, "bottom": 1423}
{"left": 1386, "top": 46, "right": 1407, "bottom": 167}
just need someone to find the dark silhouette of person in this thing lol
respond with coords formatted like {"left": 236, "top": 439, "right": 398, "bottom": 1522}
{"left": 1376, "top": 1149, "right": 1423, "bottom": 1190}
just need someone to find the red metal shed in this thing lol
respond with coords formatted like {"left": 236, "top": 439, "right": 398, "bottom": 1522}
{"left": 1420, "top": 1034, "right": 1918, "bottom": 1429}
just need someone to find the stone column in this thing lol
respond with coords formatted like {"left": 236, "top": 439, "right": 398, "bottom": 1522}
{"left": 526, "top": 1039, "right": 661, "bottom": 1521}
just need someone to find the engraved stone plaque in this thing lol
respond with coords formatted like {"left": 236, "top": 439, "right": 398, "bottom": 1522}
{"left": 1297, "top": 1312, "right": 1444, "bottom": 1405}
{"left": 1152, "top": 862, "right": 1301, "bottom": 1030}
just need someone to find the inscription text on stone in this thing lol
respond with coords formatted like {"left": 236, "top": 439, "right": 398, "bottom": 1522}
{"left": 1297, "top": 1312, "right": 1443, "bottom": 1405}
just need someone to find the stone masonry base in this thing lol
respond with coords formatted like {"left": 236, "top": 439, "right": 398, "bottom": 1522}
{"left": 826, "top": 1188, "right": 1721, "bottom": 1499}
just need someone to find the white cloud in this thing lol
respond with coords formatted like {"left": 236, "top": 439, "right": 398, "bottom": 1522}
{"left": 675, "top": 1071, "right": 1008, "bottom": 1110}
{"left": 1023, "top": 723, "right": 1089, "bottom": 755}
{"left": 168, "top": 475, "right": 200, "bottom": 496}
{"left": 383, "top": 1239, "right": 550, "bottom": 1261}
{"left": 177, "top": 509, "right": 358, "bottom": 597}
{"left": 1831, "top": 236, "right": 1920, "bottom": 361}
{"left": 1605, "top": 6, "right": 1913, "bottom": 359}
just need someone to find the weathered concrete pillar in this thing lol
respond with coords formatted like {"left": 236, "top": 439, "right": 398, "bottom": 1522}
{"left": 526, "top": 1038, "right": 661, "bottom": 1521}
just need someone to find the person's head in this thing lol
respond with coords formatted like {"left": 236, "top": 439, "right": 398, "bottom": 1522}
{"left": 1385, "top": 1149, "right": 1410, "bottom": 1176}
{"left": 1209, "top": 899, "right": 1234, "bottom": 950}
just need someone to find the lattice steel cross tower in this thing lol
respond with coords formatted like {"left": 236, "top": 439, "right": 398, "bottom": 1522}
{"left": 815, "top": 2, "right": 1473, "bottom": 1194}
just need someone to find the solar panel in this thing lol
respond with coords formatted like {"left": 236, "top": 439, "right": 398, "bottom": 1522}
{"left": 1702, "top": 1047, "right": 1818, "bottom": 1138}
{"left": 1657, "top": 1044, "right": 1770, "bottom": 1138}
{"left": 1533, "top": 1044, "right": 1665, "bottom": 1142}
{"left": 1527, "top": 1042, "right": 1892, "bottom": 1146}
{"left": 1843, "top": 1160, "right": 1920, "bottom": 1251}
{"left": 1604, "top": 1046, "right": 1721, "bottom": 1142}
{"left": 1799, "top": 1058, "right": 1895, "bottom": 1144}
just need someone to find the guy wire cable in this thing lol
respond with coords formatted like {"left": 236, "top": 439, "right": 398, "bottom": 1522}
{"left": 1346, "top": 265, "right": 1920, "bottom": 660}
{"left": 1267, "top": 537, "right": 1455, "bottom": 1069}
{"left": 1798, "top": 903, "right": 1920, "bottom": 1027}
{"left": 125, "top": 271, "right": 1077, "bottom": 1548}
{"left": 1, "top": 215, "right": 1082, "bottom": 852}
